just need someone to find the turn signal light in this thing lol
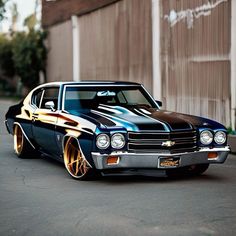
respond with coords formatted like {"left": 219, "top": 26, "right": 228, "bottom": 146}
{"left": 208, "top": 152, "right": 218, "bottom": 159}
{"left": 107, "top": 156, "right": 120, "bottom": 165}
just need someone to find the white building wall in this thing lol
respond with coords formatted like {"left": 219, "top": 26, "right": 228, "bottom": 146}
{"left": 71, "top": 15, "right": 80, "bottom": 82}
{"left": 231, "top": 1, "right": 236, "bottom": 130}
{"left": 152, "top": 0, "right": 162, "bottom": 101}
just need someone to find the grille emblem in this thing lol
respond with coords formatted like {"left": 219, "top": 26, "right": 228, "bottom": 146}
{"left": 161, "top": 140, "right": 175, "bottom": 147}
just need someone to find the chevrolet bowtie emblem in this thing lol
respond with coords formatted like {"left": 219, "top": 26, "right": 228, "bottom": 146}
{"left": 161, "top": 140, "right": 175, "bottom": 147}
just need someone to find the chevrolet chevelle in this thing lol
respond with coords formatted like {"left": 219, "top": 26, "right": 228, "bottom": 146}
{"left": 5, "top": 82, "right": 230, "bottom": 179}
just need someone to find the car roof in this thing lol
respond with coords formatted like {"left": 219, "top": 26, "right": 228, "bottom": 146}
{"left": 38, "top": 81, "right": 141, "bottom": 87}
{"left": 29, "top": 81, "right": 143, "bottom": 97}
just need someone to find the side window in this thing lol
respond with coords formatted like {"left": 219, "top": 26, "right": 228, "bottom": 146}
{"left": 41, "top": 87, "right": 59, "bottom": 110}
{"left": 32, "top": 89, "right": 43, "bottom": 108}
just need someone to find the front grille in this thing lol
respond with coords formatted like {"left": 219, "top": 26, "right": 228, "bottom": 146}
{"left": 128, "top": 130, "right": 198, "bottom": 154}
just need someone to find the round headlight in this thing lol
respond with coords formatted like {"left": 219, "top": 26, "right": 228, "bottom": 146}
{"left": 111, "top": 133, "right": 125, "bottom": 149}
{"left": 96, "top": 134, "right": 110, "bottom": 149}
{"left": 200, "top": 130, "right": 213, "bottom": 145}
{"left": 214, "top": 131, "right": 226, "bottom": 144}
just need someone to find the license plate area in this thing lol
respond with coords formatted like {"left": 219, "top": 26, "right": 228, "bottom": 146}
{"left": 158, "top": 156, "right": 180, "bottom": 168}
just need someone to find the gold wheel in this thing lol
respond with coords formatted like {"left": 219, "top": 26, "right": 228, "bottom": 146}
{"left": 14, "top": 125, "right": 23, "bottom": 155}
{"left": 64, "top": 137, "right": 92, "bottom": 179}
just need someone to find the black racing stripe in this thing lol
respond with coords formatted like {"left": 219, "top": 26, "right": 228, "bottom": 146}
{"left": 144, "top": 109, "right": 193, "bottom": 131}
{"left": 87, "top": 111, "right": 116, "bottom": 127}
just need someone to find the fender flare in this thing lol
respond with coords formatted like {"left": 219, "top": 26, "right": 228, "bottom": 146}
{"left": 62, "top": 134, "right": 92, "bottom": 168}
{"left": 13, "top": 122, "right": 36, "bottom": 150}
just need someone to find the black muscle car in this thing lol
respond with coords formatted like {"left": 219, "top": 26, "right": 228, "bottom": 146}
{"left": 5, "top": 82, "right": 230, "bottom": 179}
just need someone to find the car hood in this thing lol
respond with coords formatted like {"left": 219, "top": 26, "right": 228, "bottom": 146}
{"left": 77, "top": 105, "right": 225, "bottom": 132}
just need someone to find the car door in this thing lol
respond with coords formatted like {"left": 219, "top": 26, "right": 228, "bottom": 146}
{"left": 32, "top": 87, "right": 60, "bottom": 156}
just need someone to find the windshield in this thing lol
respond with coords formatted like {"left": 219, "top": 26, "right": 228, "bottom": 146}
{"left": 63, "top": 86, "right": 158, "bottom": 112}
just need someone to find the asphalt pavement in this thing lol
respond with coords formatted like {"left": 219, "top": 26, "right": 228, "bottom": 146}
{"left": 0, "top": 99, "right": 236, "bottom": 236}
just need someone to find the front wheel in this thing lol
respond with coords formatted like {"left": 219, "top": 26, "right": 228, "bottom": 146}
{"left": 63, "top": 137, "right": 95, "bottom": 180}
{"left": 166, "top": 164, "right": 209, "bottom": 178}
{"left": 184, "top": 164, "right": 209, "bottom": 176}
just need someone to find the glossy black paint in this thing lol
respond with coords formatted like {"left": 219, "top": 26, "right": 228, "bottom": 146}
{"left": 5, "top": 82, "right": 228, "bottom": 167}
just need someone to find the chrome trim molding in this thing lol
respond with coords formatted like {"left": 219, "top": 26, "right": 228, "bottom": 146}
{"left": 91, "top": 146, "right": 230, "bottom": 170}
{"left": 39, "top": 89, "right": 45, "bottom": 108}
{"left": 127, "top": 130, "right": 197, "bottom": 153}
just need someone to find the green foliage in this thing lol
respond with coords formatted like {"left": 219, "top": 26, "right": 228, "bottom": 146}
{"left": 0, "top": 1, "right": 47, "bottom": 91}
{"left": 12, "top": 30, "right": 47, "bottom": 88}
{"left": 0, "top": 29, "right": 47, "bottom": 90}
{"left": 0, "top": 0, "right": 8, "bottom": 21}
{"left": 0, "top": 35, "right": 15, "bottom": 77}
{"left": 227, "top": 127, "right": 236, "bottom": 135}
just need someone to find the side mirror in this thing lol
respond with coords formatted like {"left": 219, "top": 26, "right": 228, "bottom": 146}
{"left": 156, "top": 100, "right": 162, "bottom": 107}
{"left": 45, "top": 101, "right": 55, "bottom": 111}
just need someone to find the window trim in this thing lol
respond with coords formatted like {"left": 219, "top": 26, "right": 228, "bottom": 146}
{"left": 62, "top": 84, "right": 159, "bottom": 111}
{"left": 40, "top": 87, "right": 60, "bottom": 110}
{"left": 31, "top": 86, "right": 60, "bottom": 110}
{"left": 39, "top": 90, "right": 45, "bottom": 109}
{"left": 31, "top": 88, "right": 44, "bottom": 109}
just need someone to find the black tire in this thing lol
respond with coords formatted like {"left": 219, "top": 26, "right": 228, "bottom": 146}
{"left": 63, "top": 137, "right": 95, "bottom": 180}
{"left": 13, "top": 124, "right": 40, "bottom": 158}
{"left": 166, "top": 164, "right": 209, "bottom": 178}
{"left": 184, "top": 164, "right": 209, "bottom": 176}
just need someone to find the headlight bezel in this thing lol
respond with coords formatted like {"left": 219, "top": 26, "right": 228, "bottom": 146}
{"left": 214, "top": 131, "right": 226, "bottom": 145}
{"left": 96, "top": 134, "right": 110, "bottom": 149}
{"left": 111, "top": 133, "right": 125, "bottom": 149}
{"left": 200, "top": 130, "right": 213, "bottom": 145}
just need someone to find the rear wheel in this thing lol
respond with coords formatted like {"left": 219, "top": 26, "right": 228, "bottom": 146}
{"left": 13, "top": 124, "right": 39, "bottom": 158}
{"left": 63, "top": 137, "right": 94, "bottom": 180}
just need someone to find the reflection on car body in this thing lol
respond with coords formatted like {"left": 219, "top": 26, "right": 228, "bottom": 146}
{"left": 5, "top": 81, "right": 230, "bottom": 179}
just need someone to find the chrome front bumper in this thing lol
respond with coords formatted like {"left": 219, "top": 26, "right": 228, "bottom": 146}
{"left": 91, "top": 147, "right": 230, "bottom": 170}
